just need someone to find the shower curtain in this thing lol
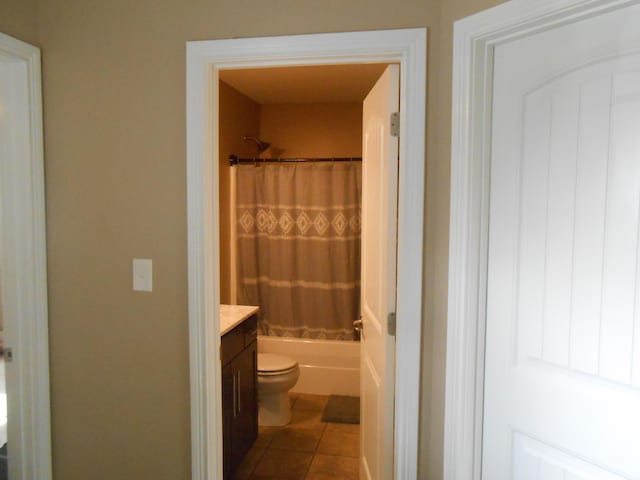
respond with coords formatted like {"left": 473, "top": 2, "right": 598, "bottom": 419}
{"left": 235, "top": 162, "right": 362, "bottom": 340}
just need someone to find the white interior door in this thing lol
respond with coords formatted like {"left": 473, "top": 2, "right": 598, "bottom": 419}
{"left": 0, "top": 54, "right": 29, "bottom": 480}
{"left": 0, "top": 33, "right": 52, "bottom": 480}
{"left": 484, "top": 4, "right": 640, "bottom": 479}
{"left": 360, "top": 64, "right": 399, "bottom": 480}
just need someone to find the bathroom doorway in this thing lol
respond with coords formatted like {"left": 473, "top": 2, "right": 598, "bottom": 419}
{"left": 186, "top": 28, "right": 426, "bottom": 480}
{"left": 218, "top": 62, "right": 396, "bottom": 478}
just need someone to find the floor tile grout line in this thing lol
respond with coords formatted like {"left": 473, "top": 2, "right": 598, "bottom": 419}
{"left": 302, "top": 421, "right": 327, "bottom": 479}
{"left": 302, "top": 424, "right": 324, "bottom": 480}
{"left": 246, "top": 443, "right": 269, "bottom": 479}
{"left": 315, "top": 452, "right": 361, "bottom": 459}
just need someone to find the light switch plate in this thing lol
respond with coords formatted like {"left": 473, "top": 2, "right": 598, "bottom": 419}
{"left": 132, "top": 258, "right": 152, "bottom": 292}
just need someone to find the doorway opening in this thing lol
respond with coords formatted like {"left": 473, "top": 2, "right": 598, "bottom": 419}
{"left": 186, "top": 28, "right": 426, "bottom": 480}
{"left": 218, "top": 62, "right": 393, "bottom": 478}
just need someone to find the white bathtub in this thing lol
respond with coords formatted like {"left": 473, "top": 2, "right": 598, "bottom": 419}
{"left": 258, "top": 335, "right": 360, "bottom": 397}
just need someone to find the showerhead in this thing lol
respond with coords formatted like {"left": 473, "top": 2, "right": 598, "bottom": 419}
{"left": 243, "top": 136, "right": 271, "bottom": 153}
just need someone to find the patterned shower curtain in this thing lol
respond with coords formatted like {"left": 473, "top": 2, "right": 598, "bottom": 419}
{"left": 235, "top": 162, "right": 362, "bottom": 340}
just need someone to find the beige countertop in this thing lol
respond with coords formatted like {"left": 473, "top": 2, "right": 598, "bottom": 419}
{"left": 220, "top": 304, "right": 259, "bottom": 336}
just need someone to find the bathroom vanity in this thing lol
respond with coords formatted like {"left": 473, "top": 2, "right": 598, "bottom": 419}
{"left": 220, "top": 305, "right": 259, "bottom": 479}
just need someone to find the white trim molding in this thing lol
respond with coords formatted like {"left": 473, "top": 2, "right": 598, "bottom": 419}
{"left": 186, "top": 28, "right": 426, "bottom": 480}
{"left": 444, "top": 1, "right": 640, "bottom": 479}
{"left": 0, "top": 32, "right": 52, "bottom": 480}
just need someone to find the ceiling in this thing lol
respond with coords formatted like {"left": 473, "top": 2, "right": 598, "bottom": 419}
{"left": 219, "top": 64, "right": 390, "bottom": 104}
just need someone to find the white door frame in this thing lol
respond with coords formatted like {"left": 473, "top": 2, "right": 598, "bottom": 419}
{"left": 443, "top": 1, "right": 640, "bottom": 479}
{"left": 0, "top": 33, "right": 53, "bottom": 480}
{"left": 186, "top": 28, "right": 426, "bottom": 480}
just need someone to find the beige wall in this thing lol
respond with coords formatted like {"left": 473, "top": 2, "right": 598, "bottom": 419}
{"left": 259, "top": 103, "right": 362, "bottom": 158}
{"left": 36, "top": 2, "right": 438, "bottom": 478}
{"left": 0, "top": 0, "right": 38, "bottom": 45}
{"left": 219, "top": 81, "right": 260, "bottom": 304}
{"left": 0, "top": 0, "right": 507, "bottom": 477}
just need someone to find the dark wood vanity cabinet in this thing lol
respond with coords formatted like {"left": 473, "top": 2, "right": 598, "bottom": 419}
{"left": 221, "top": 314, "right": 258, "bottom": 479}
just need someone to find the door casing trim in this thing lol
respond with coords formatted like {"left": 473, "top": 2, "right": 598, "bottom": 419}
{"left": 0, "top": 32, "right": 52, "bottom": 480}
{"left": 444, "top": 1, "right": 639, "bottom": 479}
{"left": 186, "top": 28, "right": 426, "bottom": 480}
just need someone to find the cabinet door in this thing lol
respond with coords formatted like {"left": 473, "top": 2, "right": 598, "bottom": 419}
{"left": 221, "top": 362, "right": 234, "bottom": 479}
{"left": 232, "top": 341, "right": 258, "bottom": 466}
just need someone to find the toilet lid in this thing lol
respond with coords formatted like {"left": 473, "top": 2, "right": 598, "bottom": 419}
{"left": 258, "top": 353, "right": 297, "bottom": 373}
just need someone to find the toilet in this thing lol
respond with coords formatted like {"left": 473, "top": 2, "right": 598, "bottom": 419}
{"left": 257, "top": 353, "right": 300, "bottom": 426}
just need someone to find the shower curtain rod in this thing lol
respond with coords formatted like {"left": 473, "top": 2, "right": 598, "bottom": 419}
{"left": 229, "top": 154, "right": 362, "bottom": 166}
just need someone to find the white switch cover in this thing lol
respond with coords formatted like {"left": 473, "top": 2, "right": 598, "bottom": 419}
{"left": 133, "top": 258, "right": 152, "bottom": 292}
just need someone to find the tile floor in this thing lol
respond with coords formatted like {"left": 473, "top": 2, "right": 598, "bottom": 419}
{"left": 234, "top": 393, "right": 360, "bottom": 480}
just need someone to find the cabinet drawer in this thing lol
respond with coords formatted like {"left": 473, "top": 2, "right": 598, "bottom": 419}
{"left": 221, "top": 314, "right": 258, "bottom": 366}
{"left": 221, "top": 325, "right": 244, "bottom": 366}
{"left": 242, "top": 315, "right": 257, "bottom": 347}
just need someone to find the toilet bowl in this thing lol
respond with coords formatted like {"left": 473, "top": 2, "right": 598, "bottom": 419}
{"left": 257, "top": 353, "right": 300, "bottom": 426}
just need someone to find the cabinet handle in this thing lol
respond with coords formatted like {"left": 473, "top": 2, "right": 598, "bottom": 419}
{"left": 237, "top": 370, "right": 241, "bottom": 415}
{"left": 232, "top": 370, "right": 238, "bottom": 418}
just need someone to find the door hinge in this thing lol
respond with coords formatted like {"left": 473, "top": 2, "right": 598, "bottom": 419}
{"left": 4, "top": 348, "right": 13, "bottom": 362}
{"left": 387, "top": 312, "right": 396, "bottom": 336}
{"left": 390, "top": 112, "right": 400, "bottom": 137}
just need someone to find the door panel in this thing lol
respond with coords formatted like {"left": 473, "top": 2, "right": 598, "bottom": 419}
{"left": 360, "top": 64, "right": 399, "bottom": 480}
{"left": 513, "top": 434, "right": 628, "bottom": 480}
{"left": 484, "top": 4, "right": 640, "bottom": 479}
{"left": 221, "top": 363, "right": 233, "bottom": 479}
{"left": 516, "top": 56, "right": 640, "bottom": 382}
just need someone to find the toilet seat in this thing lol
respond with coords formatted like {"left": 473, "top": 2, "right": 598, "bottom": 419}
{"left": 258, "top": 353, "right": 298, "bottom": 376}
